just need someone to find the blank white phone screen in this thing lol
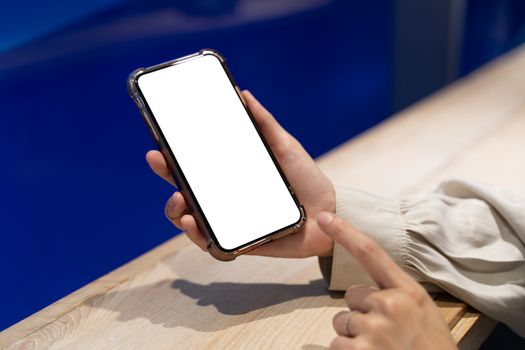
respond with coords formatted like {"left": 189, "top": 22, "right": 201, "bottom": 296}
{"left": 137, "top": 54, "right": 301, "bottom": 250}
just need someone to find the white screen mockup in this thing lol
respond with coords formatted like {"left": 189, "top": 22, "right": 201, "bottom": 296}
{"left": 137, "top": 54, "right": 301, "bottom": 250}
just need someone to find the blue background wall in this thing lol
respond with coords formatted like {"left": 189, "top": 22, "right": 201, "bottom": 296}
{"left": 0, "top": 0, "right": 392, "bottom": 330}
{"left": 1, "top": 0, "right": 524, "bottom": 339}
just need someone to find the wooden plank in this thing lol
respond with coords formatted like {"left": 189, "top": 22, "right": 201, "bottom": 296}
{"left": 455, "top": 312, "right": 497, "bottom": 350}
{"left": 3, "top": 44, "right": 525, "bottom": 350}
{"left": 0, "top": 235, "right": 192, "bottom": 349}
{"left": 5, "top": 249, "right": 342, "bottom": 349}
{"left": 407, "top": 102, "right": 525, "bottom": 193}
{"left": 435, "top": 294, "right": 468, "bottom": 330}
{"left": 317, "top": 44, "right": 525, "bottom": 197}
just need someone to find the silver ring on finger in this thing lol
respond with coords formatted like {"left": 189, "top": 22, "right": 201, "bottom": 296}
{"left": 344, "top": 311, "right": 354, "bottom": 337}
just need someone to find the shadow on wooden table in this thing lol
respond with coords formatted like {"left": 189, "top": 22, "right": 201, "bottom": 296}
{"left": 302, "top": 344, "right": 329, "bottom": 350}
{"left": 90, "top": 277, "right": 343, "bottom": 332}
{"left": 170, "top": 278, "right": 328, "bottom": 315}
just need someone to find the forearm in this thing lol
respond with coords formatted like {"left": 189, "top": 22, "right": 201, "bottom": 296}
{"left": 324, "top": 180, "right": 525, "bottom": 337}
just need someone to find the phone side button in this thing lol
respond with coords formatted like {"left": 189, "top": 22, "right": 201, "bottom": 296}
{"left": 150, "top": 127, "right": 160, "bottom": 143}
{"left": 134, "top": 97, "right": 145, "bottom": 109}
{"left": 142, "top": 117, "right": 160, "bottom": 142}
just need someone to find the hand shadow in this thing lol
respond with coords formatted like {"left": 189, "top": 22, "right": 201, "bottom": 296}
{"left": 171, "top": 278, "right": 327, "bottom": 315}
{"left": 92, "top": 278, "right": 344, "bottom": 332}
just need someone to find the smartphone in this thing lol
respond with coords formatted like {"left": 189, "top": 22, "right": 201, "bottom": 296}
{"left": 128, "top": 49, "right": 305, "bottom": 261}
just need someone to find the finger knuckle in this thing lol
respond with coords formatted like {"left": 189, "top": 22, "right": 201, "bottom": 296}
{"left": 329, "top": 336, "right": 347, "bottom": 350}
{"left": 345, "top": 285, "right": 372, "bottom": 304}
{"left": 274, "top": 137, "right": 294, "bottom": 157}
{"left": 408, "top": 284, "right": 428, "bottom": 304}
{"left": 353, "top": 239, "right": 380, "bottom": 260}
{"left": 359, "top": 315, "right": 373, "bottom": 332}
{"left": 164, "top": 205, "right": 177, "bottom": 221}
{"left": 383, "top": 294, "right": 413, "bottom": 316}
{"left": 332, "top": 311, "right": 348, "bottom": 329}
{"left": 351, "top": 338, "right": 372, "bottom": 350}
{"left": 164, "top": 201, "right": 172, "bottom": 214}
{"left": 168, "top": 192, "right": 178, "bottom": 206}
{"left": 365, "top": 316, "right": 388, "bottom": 334}
{"left": 344, "top": 286, "right": 354, "bottom": 301}
{"left": 165, "top": 199, "right": 178, "bottom": 214}
{"left": 356, "top": 343, "right": 373, "bottom": 350}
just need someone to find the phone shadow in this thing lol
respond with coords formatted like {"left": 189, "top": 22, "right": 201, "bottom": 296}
{"left": 91, "top": 277, "right": 344, "bottom": 332}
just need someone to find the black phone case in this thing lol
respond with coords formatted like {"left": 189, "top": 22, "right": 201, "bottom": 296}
{"left": 127, "top": 49, "right": 306, "bottom": 261}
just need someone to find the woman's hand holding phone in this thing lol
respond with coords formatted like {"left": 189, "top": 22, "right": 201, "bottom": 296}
{"left": 146, "top": 90, "right": 336, "bottom": 258}
{"left": 145, "top": 87, "right": 456, "bottom": 348}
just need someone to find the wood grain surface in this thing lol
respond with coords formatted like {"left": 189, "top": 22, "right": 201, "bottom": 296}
{"left": 2, "top": 44, "right": 525, "bottom": 350}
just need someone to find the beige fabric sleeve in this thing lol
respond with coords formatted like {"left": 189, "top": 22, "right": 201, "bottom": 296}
{"left": 329, "top": 179, "right": 525, "bottom": 337}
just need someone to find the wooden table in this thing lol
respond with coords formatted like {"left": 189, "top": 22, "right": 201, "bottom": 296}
{"left": 3, "top": 44, "right": 525, "bottom": 350}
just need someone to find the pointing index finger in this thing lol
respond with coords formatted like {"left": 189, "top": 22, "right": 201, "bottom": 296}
{"left": 317, "top": 212, "right": 416, "bottom": 289}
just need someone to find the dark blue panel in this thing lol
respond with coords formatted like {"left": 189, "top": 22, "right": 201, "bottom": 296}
{"left": 462, "top": 0, "right": 525, "bottom": 74}
{"left": 0, "top": 0, "right": 392, "bottom": 330}
{"left": 0, "top": 0, "right": 130, "bottom": 52}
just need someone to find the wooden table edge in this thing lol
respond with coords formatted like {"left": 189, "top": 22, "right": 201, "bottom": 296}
{"left": 0, "top": 235, "right": 192, "bottom": 348}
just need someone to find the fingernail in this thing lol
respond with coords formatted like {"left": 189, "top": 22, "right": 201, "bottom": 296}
{"left": 168, "top": 193, "right": 177, "bottom": 207}
{"left": 317, "top": 212, "right": 334, "bottom": 226}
